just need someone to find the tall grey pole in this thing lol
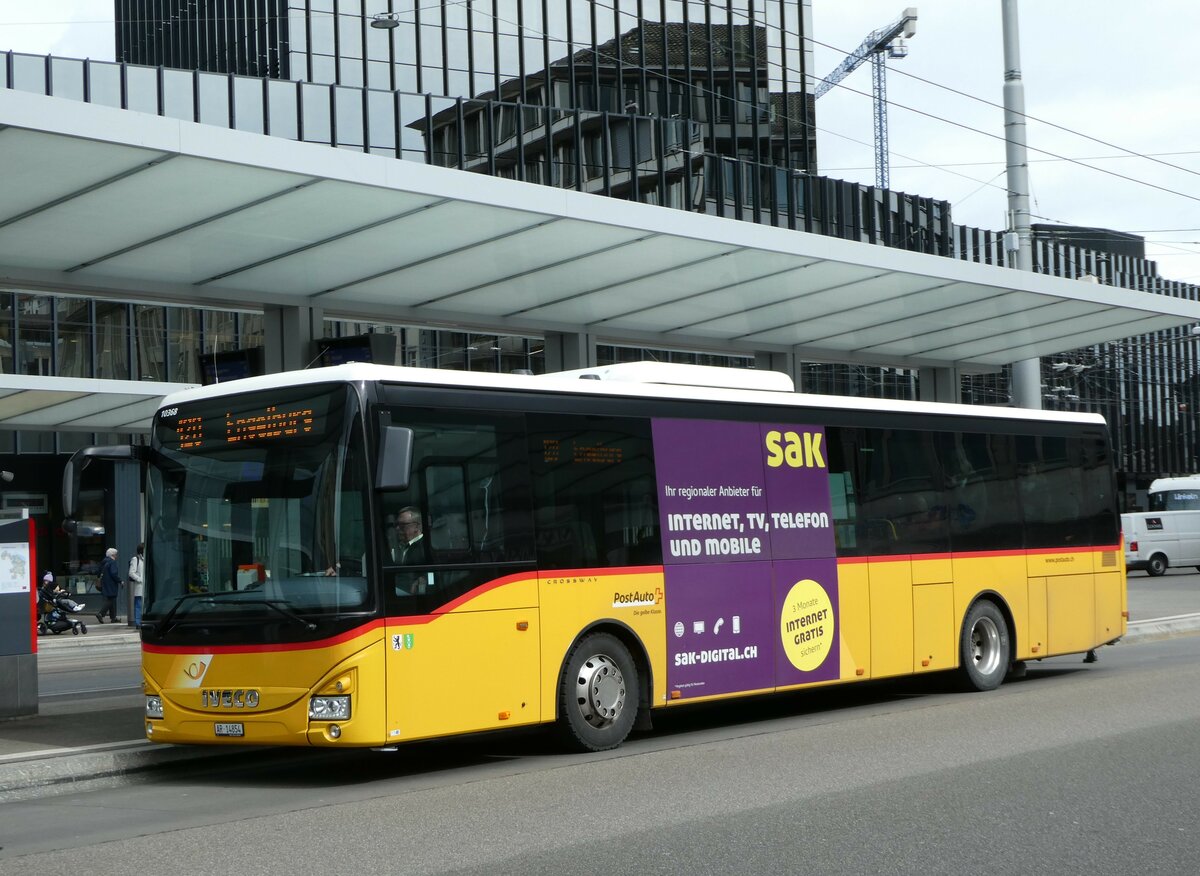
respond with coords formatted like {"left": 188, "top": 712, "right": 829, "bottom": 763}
{"left": 1001, "top": 0, "right": 1042, "bottom": 409}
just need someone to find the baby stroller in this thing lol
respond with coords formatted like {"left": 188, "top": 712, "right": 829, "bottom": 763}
{"left": 37, "top": 578, "right": 88, "bottom": 636}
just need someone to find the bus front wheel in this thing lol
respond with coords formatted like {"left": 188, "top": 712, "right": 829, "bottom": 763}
{"left": 557, "top": 632, "right": 639, "bottom": 752}
{"left": 958, "top": 600, "right": 1010, "bottom": 692}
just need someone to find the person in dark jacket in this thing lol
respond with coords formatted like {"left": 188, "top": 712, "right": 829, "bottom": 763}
{"left": 96, "top": 547, "right": 122, "bottom": 624}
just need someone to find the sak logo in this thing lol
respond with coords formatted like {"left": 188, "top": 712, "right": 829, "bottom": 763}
{"left": 764, "top": 430, "right": 826, "bottom": 469}
{"left": 613, "top": 587, "right": 663, "bottom": 608}
{"left": 391, "top": 633, "right": 415, "bottom": 651}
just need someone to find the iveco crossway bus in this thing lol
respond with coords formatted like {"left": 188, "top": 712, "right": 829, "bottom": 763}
{"left": 62, "top": 362, "right": 1127, "bottom": 752}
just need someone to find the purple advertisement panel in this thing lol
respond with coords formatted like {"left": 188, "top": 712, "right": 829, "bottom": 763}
{"left": 652, "top": 419, "right": 769, "bottom": 565}
{"left": 760, "top": 425, "right": 837, "bottom": 560}
{"left": 774, "top": 557, "right": 840, "bottom": 687}
{"left": 664, "top": 562, "right": 775, "bottom": 698}
{"left": 653, "top": 417, "right": 840, "bottom": 698}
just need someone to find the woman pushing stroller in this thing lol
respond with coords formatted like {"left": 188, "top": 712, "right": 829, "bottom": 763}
{"left": 37, "top": 572, "right": 88, "bottom": 636}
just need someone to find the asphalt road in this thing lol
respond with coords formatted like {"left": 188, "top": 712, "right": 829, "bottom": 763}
{"left": 4, "top": 634, "right": 1200, "bottom": 874}
{"left": 1125, "top": 566, "right": 1200, "bottom": 620}
{"left": 35, "top": 650, "right": 141, "bottom": 701}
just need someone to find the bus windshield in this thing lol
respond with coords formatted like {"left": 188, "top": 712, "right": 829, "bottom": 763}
{"left": 145, "top": 384, "right": 371, "bottom": 638}
{"left": 1149, "top": 489, "right": 1200, "bottom": 511}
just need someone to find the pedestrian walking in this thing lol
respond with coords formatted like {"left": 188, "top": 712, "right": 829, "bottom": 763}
{"left": 128, "top": 543, "right": 145, "bottom": 629}
{"left": 96, "top": 547, "right": 122, "bottom": 624}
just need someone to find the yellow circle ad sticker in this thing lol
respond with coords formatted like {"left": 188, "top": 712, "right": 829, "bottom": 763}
{"left": 780, "top": 578, "right": 834, "bottom": 672}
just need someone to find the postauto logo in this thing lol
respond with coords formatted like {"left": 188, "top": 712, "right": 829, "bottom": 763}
{"left": 612, "top": 587, "right": 664, "bottom": 608}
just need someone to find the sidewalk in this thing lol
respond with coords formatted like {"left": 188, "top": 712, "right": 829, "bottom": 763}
{"left": 3, "top": 604, "right": 1199, "bottom": 801}
{"left": 34, "top": 615, "right": 142, "bottom": 654}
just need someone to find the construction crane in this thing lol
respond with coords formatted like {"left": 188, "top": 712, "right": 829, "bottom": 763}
{"left": 814, "top": 8, "right": 918, "bottom": 189}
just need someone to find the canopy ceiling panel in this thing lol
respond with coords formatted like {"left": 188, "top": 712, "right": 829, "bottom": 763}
{"left": 602, "top": 257, "right": 831, "bottom": 333}
{"left": 507, "top": 237, "right": 742, "bottom": 322}
{"left": 0, "top": 127, "right": 159, "bottom": 222}
{"left": 342, "top": 219, "right": 645, "bottom": 307}
{"left": 83, "top": 181, "right": 437, "bottom": 284}
{"left": 204, "top": 199, "right": 553, "bottom": 296}
{"left": 3, "top": 89, "right": 1200, "bottom": 371}
{"left": 0, "top": 376, "right": 195, "bottom": 433}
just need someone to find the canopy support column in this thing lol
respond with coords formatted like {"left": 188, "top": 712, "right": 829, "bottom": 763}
{"left": 263, "top": 305, "right": 325, "bottom": 373}
{"left": 918, "top": 366, "right": 963, "bottom": 404}
{"left": 543, "top": 332, "right": 597, "bottom": 372}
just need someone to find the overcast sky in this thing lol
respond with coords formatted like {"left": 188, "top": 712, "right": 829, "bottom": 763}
{"left": 2, "top": 1, "right": 1198, "bottom": 282}
{"left": 812, "top": 0, "right": 1200, "bottom": 283}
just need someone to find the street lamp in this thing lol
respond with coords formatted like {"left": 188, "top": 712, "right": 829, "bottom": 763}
{"left": 371, "top": 12, "right": 400, "bottom": 29}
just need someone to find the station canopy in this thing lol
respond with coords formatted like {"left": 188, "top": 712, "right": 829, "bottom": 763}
{"left": 3, "top": 88, "right": 1200, "bottom": 432}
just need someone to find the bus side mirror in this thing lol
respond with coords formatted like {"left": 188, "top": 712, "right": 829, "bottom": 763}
{"left": 62, "top": 444, "right": 145, "bottom": 532}
{"left": 376, "top": 425, "right": 413, "bottom": 491}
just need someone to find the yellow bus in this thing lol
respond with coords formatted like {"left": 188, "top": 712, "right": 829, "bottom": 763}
{"left": 64, "top": 362, "right": 1126, "bottom": 752}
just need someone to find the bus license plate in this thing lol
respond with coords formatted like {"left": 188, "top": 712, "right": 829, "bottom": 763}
{"left": 214, "top": 722, "right": 244, "bottom": 737}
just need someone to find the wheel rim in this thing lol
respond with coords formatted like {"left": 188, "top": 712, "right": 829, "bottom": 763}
{"left": 574, "top": 653, "right": 626, "bottom": 729}
{"left": 970, "top": 616, "right": 1002, "bottom": 678}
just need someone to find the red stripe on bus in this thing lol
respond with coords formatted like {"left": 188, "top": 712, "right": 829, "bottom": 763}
{"left": 391, "top": 566, "right": 664, "bottom": 624}
{"left": 143, "top": 567, "right": 661, "bottom": 651}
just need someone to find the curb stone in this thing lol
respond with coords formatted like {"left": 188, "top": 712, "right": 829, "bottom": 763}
{"left": 0, "top": 742, "right": 245, "bottom": 803}
{"left": 1122, "top": 613, "right": 1200, "bottom": 644}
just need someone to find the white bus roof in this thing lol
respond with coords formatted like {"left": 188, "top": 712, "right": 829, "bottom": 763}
{"left": 159, "top": 361, "right": 1108, "bottom": 428}
{"left": 1149, "top": 477, "right": 1200, "bottom": 493}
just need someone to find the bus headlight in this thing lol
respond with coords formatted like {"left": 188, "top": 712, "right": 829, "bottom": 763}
{"left": 145, "top": 695, "right": 164, "bottom": 719}
{"left": 309, "top": 695, "right": 351, "bottom": 720}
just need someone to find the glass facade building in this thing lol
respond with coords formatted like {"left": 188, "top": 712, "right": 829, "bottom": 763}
{"left": 106, "top": 2, "right": 950, "bottom": 246}
{"left": 116, "top": 0, "right": 291, "bottom": 78}
{"left": 117, "top": 1, "right": 818, "bottom": 172}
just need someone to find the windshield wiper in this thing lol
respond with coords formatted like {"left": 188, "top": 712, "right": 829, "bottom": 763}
{"left": 251, "top": 598, "right": 318, "bottom": 632}
{"left": 150, "top": 593, "right": 317, "bottom": 634}
{"left": 150, "top": 592, "right": 214, "bottom": 635}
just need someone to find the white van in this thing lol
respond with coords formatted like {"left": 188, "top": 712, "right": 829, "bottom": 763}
{"left": 1123, "top": 476, "right": 1200, "bottom": 575}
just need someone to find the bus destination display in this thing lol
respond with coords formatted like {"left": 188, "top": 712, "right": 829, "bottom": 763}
{"left": 160, "top": 404, "right": 318, "bottom": 451}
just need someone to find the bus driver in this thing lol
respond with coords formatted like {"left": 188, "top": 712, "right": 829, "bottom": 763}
{"left": 394, "top": 507, "right": 430, "bottom": 595}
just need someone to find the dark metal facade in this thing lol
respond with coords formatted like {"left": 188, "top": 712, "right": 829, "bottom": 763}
{"left": 115, "top": 0, "right": 291, "bottom": 79}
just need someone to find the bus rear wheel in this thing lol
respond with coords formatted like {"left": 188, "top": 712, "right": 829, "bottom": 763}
{"left": 557, "top": 632, "right": 638, "bottom": 752}
{"left": 958, "top": 600, "right": 1010, "bottom": 692}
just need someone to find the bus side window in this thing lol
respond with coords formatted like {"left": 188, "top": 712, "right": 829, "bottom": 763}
{"left": 856, "top": 428, "right": 949, "bottom": 556}
{"left": 377, "top": 409, "right": 534, "bottom": 583}
{"left": 825, "top": 427, "right": 862, "bottom": 555}
{"left": 1018, "top": 434, "right": 1108, "bottom": 548}
{"left": 528, "top": 414, "right": 661, "bottom": 570}
{"left": 1081, "top": 437, "right": 1119, "bottom": 545}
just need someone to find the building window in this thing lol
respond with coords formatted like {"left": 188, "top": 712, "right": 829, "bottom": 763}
{"left": 16, "top": 294, "right": 53, "bottom": 377}
{"left": 95, "top": 301, "right": 130, "bottom": 380}
{"left": 134, "top": 304, "right": 167, "bottom": 381}
{"left": 56, "top": 297, "right": 92, "bottom": 378}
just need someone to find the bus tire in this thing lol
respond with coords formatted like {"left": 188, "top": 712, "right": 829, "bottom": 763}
{"left": 557, "top": 632, "right": 638, "bottom": 752}
{"left": 958, "top": 600, "right": 1010, "bottom": 692}
{"left": 1147, "top": 554, "right": 1168, "bottom": 576}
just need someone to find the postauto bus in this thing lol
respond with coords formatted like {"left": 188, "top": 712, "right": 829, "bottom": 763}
{"left": 62, "top": 362, "right": 1126, "bottom": 752}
